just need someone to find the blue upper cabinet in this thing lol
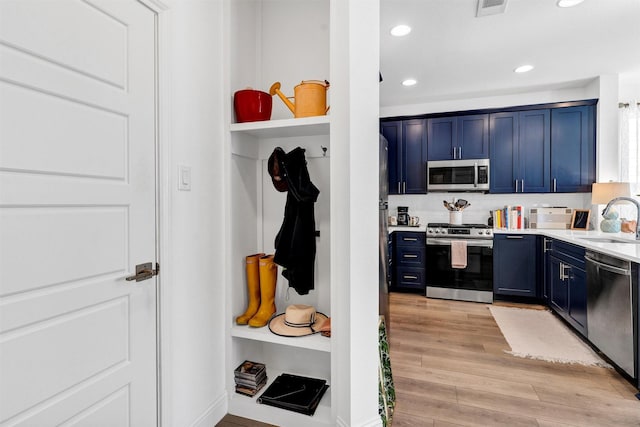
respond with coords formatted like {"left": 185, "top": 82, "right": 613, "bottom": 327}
{"left": 519, "top": 109, "right": 551, "bottom": 193}
{"left": 490, "top": 110, "right": 550, "bottom": 193}
{"left": 403, "top": 119, "right": 428, "bottom": 194}
{"left": 489, "top": 112, "right": 518, "bottom": 193}
{"left": 381, "top": 119, "right": 427, "bottom": 194}
{"left": 381, "top": 121, "right": 401, "bottom": 195}
{"left": 551, "top": 106, "right": 595, "bottom": 193}
{"left": 458, "top": 114, "right": 490, "bottom": 159}
{"left": 427, "top": 114, "right": 489, "bottom": 160}
{"left": 427, "top": 117, "right": 456, "bottom": 160}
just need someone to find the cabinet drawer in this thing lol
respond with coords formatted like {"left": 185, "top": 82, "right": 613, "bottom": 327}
{"left": 394, "top": 231, "right": 425, "bottom": 247}
{"left": 550, "top": 239, "right": 585, "bottom": 268}
{"left": 396, "top": 246, "right": 426, "bottom": 267}
{"left": 395, "top": 267, "right": 426, "bottom": 290}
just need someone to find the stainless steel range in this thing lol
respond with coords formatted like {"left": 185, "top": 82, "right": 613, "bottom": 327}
{"left": 426, "top": 223, "right": 493, "bottom": 303}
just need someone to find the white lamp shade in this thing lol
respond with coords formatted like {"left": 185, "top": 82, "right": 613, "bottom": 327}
{"left": 591, "top": 182, "right": 631, "bottom": 204}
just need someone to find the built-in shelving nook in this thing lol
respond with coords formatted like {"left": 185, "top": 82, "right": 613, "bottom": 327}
{"left": 225, "top": 1, "right": 333, "bottom": 425}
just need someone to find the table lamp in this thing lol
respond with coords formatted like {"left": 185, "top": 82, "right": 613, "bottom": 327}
{"left": 591, "top": 182, "right": 631, "bottom": 232}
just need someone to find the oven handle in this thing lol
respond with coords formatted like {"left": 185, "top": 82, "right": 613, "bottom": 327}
{"left": 426, "top": 238, "right": 493, "bottom": 248}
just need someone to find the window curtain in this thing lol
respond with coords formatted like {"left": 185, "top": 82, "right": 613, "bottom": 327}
{"left": 619, "top": 101, "right": 640, "bottom": 194}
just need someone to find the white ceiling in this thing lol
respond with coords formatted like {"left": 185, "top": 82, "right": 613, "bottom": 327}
{"left": 380, "top": 0, "right": 640, "bottom": 107}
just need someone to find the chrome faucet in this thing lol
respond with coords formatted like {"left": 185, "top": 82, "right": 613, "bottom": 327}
{"left": 602, "top": 197, "right": 640, "bottom": 240}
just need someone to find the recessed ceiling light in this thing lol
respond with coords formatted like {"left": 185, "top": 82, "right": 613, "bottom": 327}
{"left": 514, "top": 64, "right": 534, "bottom": 73}
{"left": 402, "top": 79, "right": 417, "bottom": 87}
{"left": 557, "top": 0, "right": 584, "bottom": 7}
{"left": 390, "top": 25, "right": 411, "bottom": 37}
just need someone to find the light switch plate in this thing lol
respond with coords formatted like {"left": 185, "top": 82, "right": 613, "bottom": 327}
{"left": 178, "top": 165, "right": 191, "bottom": 191}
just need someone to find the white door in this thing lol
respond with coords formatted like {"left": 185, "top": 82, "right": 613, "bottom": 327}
{"left": 0, "top": 1, "right": 158, "bottom": 425}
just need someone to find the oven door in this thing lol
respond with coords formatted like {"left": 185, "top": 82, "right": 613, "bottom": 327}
{"left": 426, "top": 238, "right": 493, "bottom": 303}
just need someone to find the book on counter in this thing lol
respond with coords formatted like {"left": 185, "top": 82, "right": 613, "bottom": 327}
{"left": 493, "top": 205, "right": 524, "bottom": 230}
{"left": 257, "top": 373, "right": 329, "bottom": 416}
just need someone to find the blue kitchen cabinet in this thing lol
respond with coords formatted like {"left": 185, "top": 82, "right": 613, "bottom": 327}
{"left": 381, "top": 119, "right": 427, "bottom": 194}
{"left": 490, "top": 110, "right": 550, "bottom": 193}
{"left": 381, "top": 121, "right": 401, "bottom": 195}
{"left": 546, "top": 239, "right": 587, "bottom": 336}
{"left": 493, "top": 234, "right": 539, "bottom": 298}
{"left": 489, "top": 112, "right": 517, "bottom": 193}
{"left": 391, "top": 231, "right": 426, "bottom": 293}
{"left": 427, "top": 114, "right": 489, "bottom": 160}
{"left": 551, "top": 106, "right": 596, "bottom": 193}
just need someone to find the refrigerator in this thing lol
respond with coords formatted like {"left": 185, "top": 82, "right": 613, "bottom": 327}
{"left": 379, "top": 134, "right": 390, "bottom": 321}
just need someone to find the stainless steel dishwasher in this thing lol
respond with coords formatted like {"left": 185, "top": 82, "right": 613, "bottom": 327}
{"left": 585, "top": 250, "right": 635, "bottom": 377}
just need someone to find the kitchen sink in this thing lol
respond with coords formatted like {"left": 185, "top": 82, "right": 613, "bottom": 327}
{"left": 578, "top": 237, "right": 640, "bottom": 244}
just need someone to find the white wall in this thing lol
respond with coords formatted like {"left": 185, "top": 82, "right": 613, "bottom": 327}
{"left": 164, "top": 1, "right": 226, "bottom": 426}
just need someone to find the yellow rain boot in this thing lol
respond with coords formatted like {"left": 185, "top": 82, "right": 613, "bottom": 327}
{"left": 236, "top": 253, "right": 265, "bottom": 325}
{"left": 248, "top": 255, "right": 277, "bottom": 327}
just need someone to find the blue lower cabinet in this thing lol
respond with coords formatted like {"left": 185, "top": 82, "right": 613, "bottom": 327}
{"left": 546, "top": 239, "right": 587, "bottom": 336}
{"left": 391, "top": 231, "right": 426, "bottom": 293}
{"left": 493, "top": 234, "right": 539, "bottom": 298}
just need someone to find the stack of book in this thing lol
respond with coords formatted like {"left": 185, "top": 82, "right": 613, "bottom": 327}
{"left": 493, "top": 205, "right": 524, "bottom": 230}
{"left": 257, "top": 373, "right": 329, "bottom": 416}
{"left": 234, "top": 360, "right": 267, "bottom": 397}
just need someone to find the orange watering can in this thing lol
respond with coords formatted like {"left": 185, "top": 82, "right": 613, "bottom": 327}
{"left": 269, "top": 80, "right": 330, "bottom": 118}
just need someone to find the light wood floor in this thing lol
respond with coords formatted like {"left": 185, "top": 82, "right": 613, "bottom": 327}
{"left": 388, "top": 292, "right": 640, "bottom": 427}
{"left": 217, "top": 293, "right": 640, "bottom": 426}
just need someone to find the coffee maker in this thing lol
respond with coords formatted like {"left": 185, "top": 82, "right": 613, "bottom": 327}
{"left": 397, "top": 206, "right": 409, "bottom": 226}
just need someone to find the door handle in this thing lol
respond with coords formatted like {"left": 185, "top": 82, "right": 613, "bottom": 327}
{"left": 126, "top": 262, "right": 159, "bottom": 282}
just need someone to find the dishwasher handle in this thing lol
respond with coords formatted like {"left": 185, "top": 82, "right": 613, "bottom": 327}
{"left": 585, "top": 255, "right": 631, "bottom": 276}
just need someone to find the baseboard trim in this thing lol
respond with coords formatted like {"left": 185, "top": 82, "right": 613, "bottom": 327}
{"left": 190, "top": 392, "right": 228, "bottom": 427}
{"left": 336, "top": 415, "right": 382, "bottom": 427}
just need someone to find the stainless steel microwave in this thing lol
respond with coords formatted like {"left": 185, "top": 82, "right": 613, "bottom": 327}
{"left": 426, "top": 158, "right": 490, "bottom": 192}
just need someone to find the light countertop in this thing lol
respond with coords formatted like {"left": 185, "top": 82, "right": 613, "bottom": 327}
{"left": 494, "top": 228, "right": 640, "bottom": 263}
{"left": 388, "top": 225, "right": 427, "bottom": 233}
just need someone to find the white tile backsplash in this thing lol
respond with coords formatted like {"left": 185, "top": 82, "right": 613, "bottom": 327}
{"left": 389, "top": 192, "right": 592, "bottom": 227}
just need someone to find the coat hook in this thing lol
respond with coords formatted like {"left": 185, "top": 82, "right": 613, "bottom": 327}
{"left": 321, "top": 146, "right": 327, "bottom": 156}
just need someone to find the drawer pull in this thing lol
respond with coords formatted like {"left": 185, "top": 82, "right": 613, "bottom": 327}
{"left": 403, "top": 238, "right": 418, "bottom": 242}
{"left": 403, "top": 254, "right": 418, "bottom": 258}
{"left": 403, "top": 275, "right": 418, "bottom": 280}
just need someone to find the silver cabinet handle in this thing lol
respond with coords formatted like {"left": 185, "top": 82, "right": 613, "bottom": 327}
{"left": 521, "top": 179, "right": 524, "bottom": 192}
{"left": 403, "top": 237, "right": 418, "bottom": 242}
{"left": 397, "top": 182, "right": 401, "bottom": 193}
{"left": 560, "top": 263, "right": 571, "bottom": 281}
{"left": 543, "top": 238, "right": 551, "bottom": 252}
{"left": 403, "top": 182, "right": 406, "bottom": 193}
{"left": 403, "top": 275, "right": 418, "bottom": 280}
{"left": 452, "top": 147, "right": 456, "bottom": 159}
{"left": 506, "top": 235, "right": 524, "bottom": 239}
{"left": 553, "top": 178, "right": 557, "bottom": 192}
{"left": 515, "top": 179, "right": 519, "bottom": 192}
{"left": 403, "top": 254, "right": 418, "bottom": 258}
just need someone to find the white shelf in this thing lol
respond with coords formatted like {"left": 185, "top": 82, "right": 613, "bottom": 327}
{"left": 231, "top": 324, "right": 331, "bottom": 353}
{"left": 230, "top": 116, "right": 330, "bottom": 138}
{"left": 229, "top": 369, "right": 332, "bottom": 427}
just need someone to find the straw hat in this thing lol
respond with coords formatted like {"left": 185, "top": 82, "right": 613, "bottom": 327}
{"left": 268, "top": 304, "right": 329, "bottom": 337}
